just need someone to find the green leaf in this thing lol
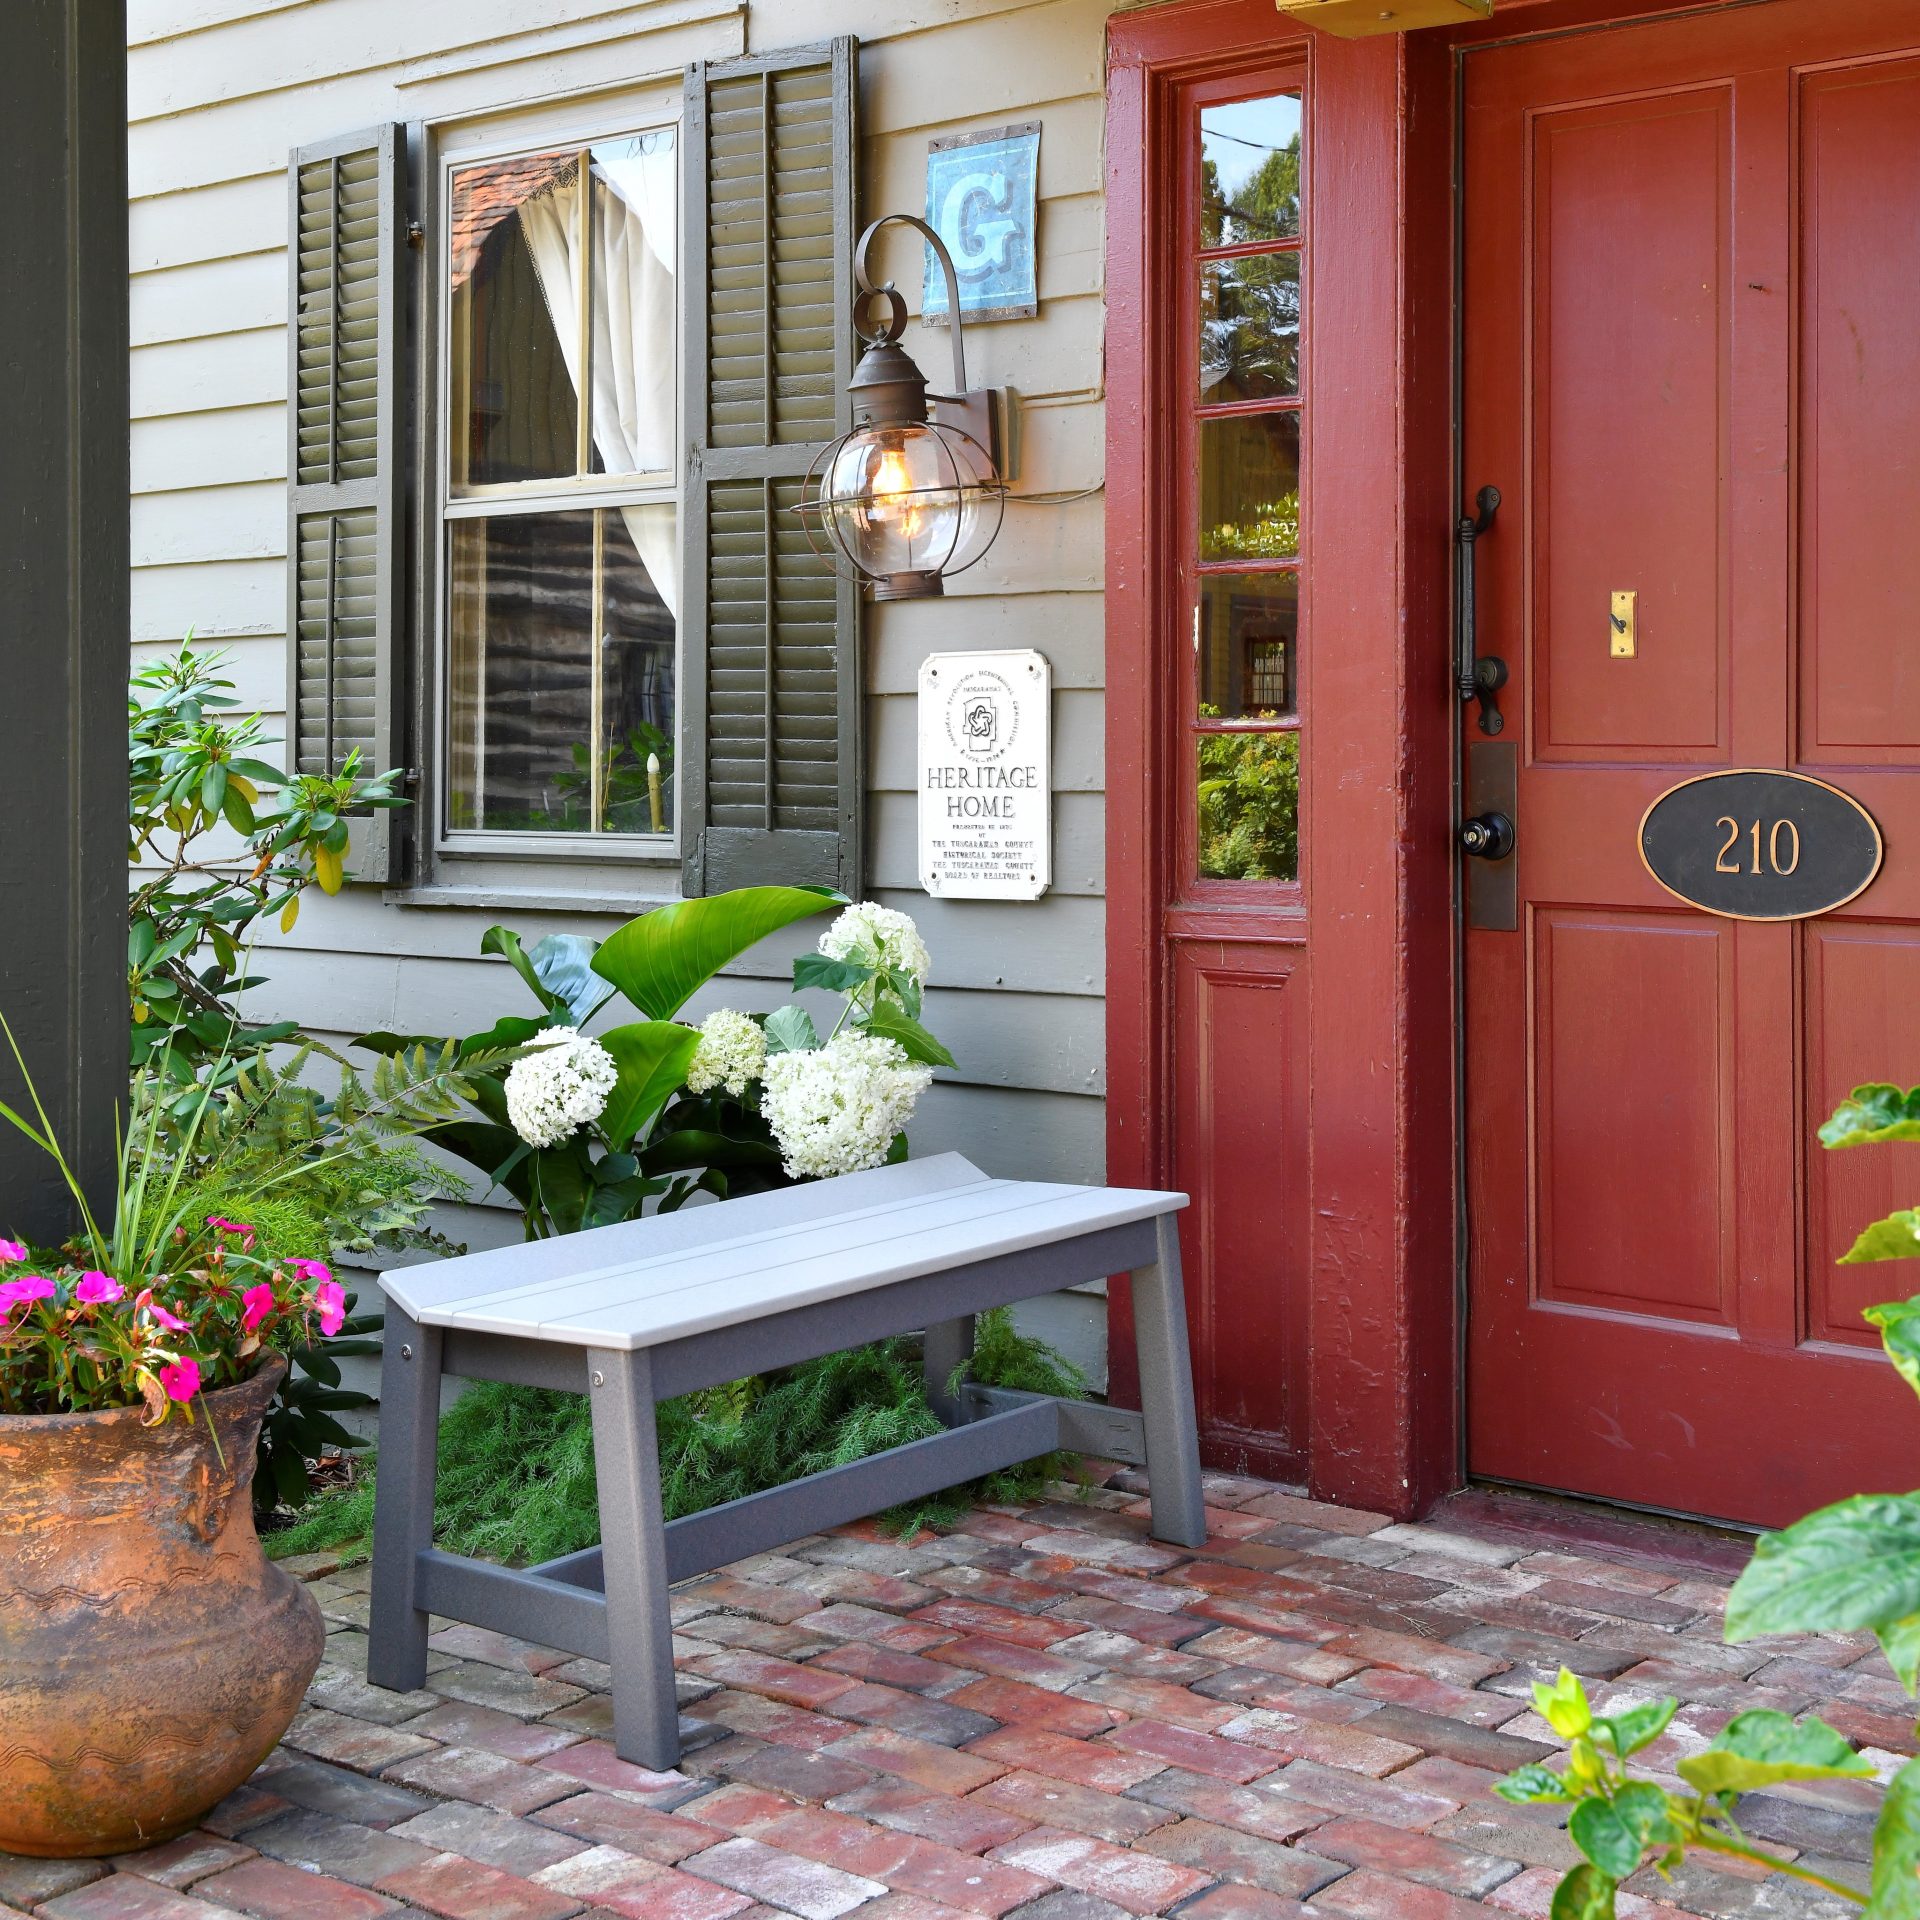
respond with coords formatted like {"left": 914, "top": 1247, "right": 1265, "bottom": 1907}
{"left": 1569, "top": 1783, "right": 1676, "bottom": 1880}
{"left": 1866, "top": 1754, "right": 1920, "bottom": 1920}
{"left": 764, "top": 1006, "right": 820, "bottom": 1054}
{"left": 1823, "top": 1084, "right": 1920, "bottom": 1148}
{"left": 1550, "top": 1865, "right": 1617, "bottom": 1920}
{"left": 482, "top": 927, "right": 613, "bottom": 1027}
{"left": 220, "top": 780, "right": 256, "bottom": 835}
{"left": 1726, "top": 1494, "right": 1920, "bottom": 1641}
{"left": 1676, "top": 1711, "right": 1872, "bottom": 1796}
{"left": 1879, "top": 1614, "right": 1920, "bottom": 1696}
{"left": 1534, "top": 1668, "right": 1592, "bottom": 1740}
{"left": 1594, "top": 1697, "right": 1677, "bottom": 1760}
{"left": 1495, "top": 1765, "right": 1574, "bottom": 1806}
{"left": 599, "top": 1021, "right": 701, "bottom": 1148}
{"left": 593, "top": 887, "right": 844, "bottom": 1020}
{"left": 1844, "top": 1216, "right": 1920, "bottom": 1265}
{"left": 793, "top": 953, "right": 872, "bottom": 995}
{"left": 859, "top": 1001, "right": 957, "bottom": 1070}
{"left": 1869, "top": 1298, "right": 1920, "bottom": 1403}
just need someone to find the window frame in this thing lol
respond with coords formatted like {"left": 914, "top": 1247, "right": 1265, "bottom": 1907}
{"left": 425, "top": 98, "right": 686, "bottom": 872}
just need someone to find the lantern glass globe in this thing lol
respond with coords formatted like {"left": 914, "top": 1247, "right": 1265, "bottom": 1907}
{"left": 819, "top": 422, "right": 996, "bottom": 590}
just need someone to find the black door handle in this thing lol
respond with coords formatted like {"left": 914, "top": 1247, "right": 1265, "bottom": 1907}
{"left": 1457, "top": 486, "right": 1506, "bottom": 737}
{"left": 1459, "top": 812, "right": 1516, "bottom": 861}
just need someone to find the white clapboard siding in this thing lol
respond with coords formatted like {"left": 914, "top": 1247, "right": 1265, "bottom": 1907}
{"left": 127, "top": 0, "right": 1124, "bottom": 1380}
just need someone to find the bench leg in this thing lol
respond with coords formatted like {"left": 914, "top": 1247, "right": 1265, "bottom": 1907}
{"left": 589, "top": 1347, "right": 681, "bottom": 1769}
{"left": 923, "top": 1316, "right": 976, "bottom": 1425}
{"left": 369, "top": 1306, "right": 442, "bottom": 1692}
{"left": 1131, "top": 1216, "right": 1207, "bottom": 1548}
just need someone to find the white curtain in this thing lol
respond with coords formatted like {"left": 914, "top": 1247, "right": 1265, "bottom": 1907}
{"left": 518, "top": 137, "right": 679, "bottom": 616}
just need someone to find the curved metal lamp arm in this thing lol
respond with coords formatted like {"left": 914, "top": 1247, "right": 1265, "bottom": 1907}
{"left": 853, "top": 213, "right": 968, "bottom": 395}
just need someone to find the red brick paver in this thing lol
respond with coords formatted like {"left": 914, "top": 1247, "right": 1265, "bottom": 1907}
{"left": 6, "top": 1474, "right": 1904, "bottom": 1920}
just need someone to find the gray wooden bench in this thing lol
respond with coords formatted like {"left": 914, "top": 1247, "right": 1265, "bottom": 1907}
{"left": 366, "top": 1153, "right": 1202, "bottom": 1768}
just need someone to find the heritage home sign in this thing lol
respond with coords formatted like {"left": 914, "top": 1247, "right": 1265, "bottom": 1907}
{"left": 917, "top": 649, "right": 1052, "bottom": 900}
{"left": 1640, "top": 769, "right": 1883, "bottom": 921}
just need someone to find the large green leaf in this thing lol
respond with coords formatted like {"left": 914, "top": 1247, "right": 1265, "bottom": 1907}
{"left": 764, "top": 1006, "right": 820, "bottom": 1055}
{"left": 860, "top": 1001, "right": 957, "bottom": 1070}
{"left": 1844, "top": 1217, "right": 1920, "bottom": 1265}
{"left": 1823, "top": 1085, "right": 1920, "bottom": 1149}
{"left": 1869, "top": 1299, "right": 1920, "bottom": 1408}
{"left": 1569, "top": 1783, "right": 1676, "bottom": 1880}
{"left": 593, "top": 887, "right": 845, "bottom": 1020}
{"left": 1727, "top": 1495, "right": 1920, "bottom": 1641}
{"left": 1551, "top": 1865, "right": 1617, "bottom": 1920}
{"left": 482, "top": 927, "right": 613, "bottom": 1027}
{"left": 598, "top": 1021, "right": 701, "bottom": 1149}
{"left": 1676, "top": 1711, "right": 1872, "bottom": 1796}
{"left": 1867, "top": 1754, "right": 1920, "bottom": 1920}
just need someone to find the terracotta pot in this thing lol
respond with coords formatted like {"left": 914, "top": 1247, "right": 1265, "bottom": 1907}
{"left": 0, "top": 1358, "right": 324, "bottom": 1857}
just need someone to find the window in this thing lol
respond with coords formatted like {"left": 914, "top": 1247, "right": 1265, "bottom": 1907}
{"left": 443, "top": 129, "right": 679, "bottom": 842}
{"left": 1188, "top": 89, "right": 1303, "bottom": 885}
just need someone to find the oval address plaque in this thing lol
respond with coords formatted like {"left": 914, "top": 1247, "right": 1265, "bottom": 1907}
{"left": 1640, "top": 770, "right": 1883, "bottom": 922}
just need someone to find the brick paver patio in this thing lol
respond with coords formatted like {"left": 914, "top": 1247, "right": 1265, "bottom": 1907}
{"left": 3, "top": 1469, "right": 1902, "bottom": 1920}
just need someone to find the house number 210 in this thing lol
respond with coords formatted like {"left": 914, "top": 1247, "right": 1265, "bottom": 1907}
{"left": 1715, "top": 816, "right": 1801, "bottom": 877}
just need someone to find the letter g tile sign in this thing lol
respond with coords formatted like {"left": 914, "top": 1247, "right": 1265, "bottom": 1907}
{"left": 922, "top": 123, "right": 1041, "bottom": 325}
{"left": 918, "top": 650, "right": 1053, "bottom": 900}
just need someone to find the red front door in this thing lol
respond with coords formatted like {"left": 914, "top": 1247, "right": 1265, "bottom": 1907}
{"left": 1464, "top": 0, "right": 1920, "bottom": 1528}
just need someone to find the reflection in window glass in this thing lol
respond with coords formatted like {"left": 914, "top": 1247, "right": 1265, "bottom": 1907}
{"left": 450, "top": 152, "right": 581, "bottom": 486}
{"left": 1200, "top": 93, "right": 1302, "bottom": 247}
{"left": 1201, "top": 251, "right": 1300, "bottom": 403}
{"left": 1197, "top": 730, "right": 1298, "bottom": 881}
{"left": 1199, "top": 412, "right": 1300, "bottom": 561}
{"left": 448, "top": 507, "right": 677, "bottom": 833}
{"left": 449, "top": 129, "right": 677, "bottom": 487}
{"left": 1199, "top": 573, "right": 1298, "bottom": 721}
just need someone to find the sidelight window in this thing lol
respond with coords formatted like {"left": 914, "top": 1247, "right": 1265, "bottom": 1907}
{"left": 1190, "top": 89, "right": 1303, "bottom": 885}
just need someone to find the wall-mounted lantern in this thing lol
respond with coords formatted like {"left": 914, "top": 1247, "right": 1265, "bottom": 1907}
{"left": 1273, "top": 0, "right": 1490, "bottom": 34}
{"left": 800, "top": 214, "right": 1007, "bottom": 603}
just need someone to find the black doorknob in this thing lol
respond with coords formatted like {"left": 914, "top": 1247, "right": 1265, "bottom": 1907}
{"left": 1459, "top": 812, "right": 1516, "bottom": 861}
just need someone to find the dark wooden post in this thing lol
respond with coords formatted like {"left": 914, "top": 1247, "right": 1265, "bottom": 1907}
{"left": 0, "top": 2, "right": 129, "bottom": 1239}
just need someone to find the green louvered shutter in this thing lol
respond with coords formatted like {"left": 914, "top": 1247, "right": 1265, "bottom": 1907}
{"left": 286, "top": 124, "right": 408, "bottom": 883}
{"left": 680, "top": 39, "right": 861, "bottom": 896}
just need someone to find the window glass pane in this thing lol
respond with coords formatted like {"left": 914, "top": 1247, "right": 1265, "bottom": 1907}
{"left": 450, "top": 152, "right": 581, "bottom": 486}
{"left": 1201, "top": 250, "right": 1300, "bottom": 403}
{"left": 1201, "top": 93, "right": 1302, "bottom": 247}
{"left": 1199, "top": 412, "right": 1300, "bottom": 561}
{"left": 448, "top": 507, "right": 677, "bottom": 833}
{"left": 585, "top": 130, "right": 677, "bottom": 478}
{"left": 1199, "top": 573, "right": 1298, "bottom": 721}
{"left": 1197, "top": 730, "right": 1299, "bottom": 882}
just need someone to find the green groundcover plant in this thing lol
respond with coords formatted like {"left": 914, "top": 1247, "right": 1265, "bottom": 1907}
{"left": 1504, "top": 1080, "right": 1920, "bottom": 1918}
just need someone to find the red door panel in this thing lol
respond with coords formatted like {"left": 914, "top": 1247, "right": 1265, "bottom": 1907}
{"left": 1465, "top": 0, "right": 1920, "bottom": 1527}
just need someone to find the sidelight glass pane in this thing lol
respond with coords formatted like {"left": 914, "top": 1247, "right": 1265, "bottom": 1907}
{"left": 1201, "top": 250, "right": 1300, "bottom": 403}
{"left": 1196, "top": 729, "right": 1299, "bottom": 882}
{"left": 450, "top": 151, "right": 582, "bottom": 487}
{"left": 1198, "top": 572, "right": 1299, "bottom": 722}
{"left": 1199, "top": 412, "right": 1301, "bottom": 561}
{"left": 448, "top": 507, "right": 677, "bottom": 834}
{"left": 1200, "top": 92, "right": 1303, "bottom": 247}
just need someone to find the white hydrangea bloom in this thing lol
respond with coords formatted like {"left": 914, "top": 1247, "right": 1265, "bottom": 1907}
{"left": 687, "top": 1008, "right": 767, "bottom": 1099}
{"left": 504, "top": 1027, "right": 619, "bottom": 1148}
{"left": 818, "top": 902, "right": 932, "bottom": 986}
{"left": 760, "top": 1030, "right": 934, "bottom": 1181}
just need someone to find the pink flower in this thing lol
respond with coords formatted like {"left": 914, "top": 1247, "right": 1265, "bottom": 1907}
{"left": 74, "top": 1271, "right": 122, "bottom": 1306}
{"left": 0, "top": 1275, "right": 56, "bottom": 1312}
{"left": 134, "top": 1288, "right": 190, "bottom": 1334}
{"left": 158, "top": 1358, "right": 201, "bottom": 1402}
{"left": 288, "top": 1258, "right": 333, "bottom": 1285}
{"left": 240, "top": 1283, "right": 275, "bottom": 1333}
{"left": 0, "top": 1239, "right": 27, "bottom": 1264}
{"left": 205, "top": 1215, "right": 255, "bottom": 1247}
{"left": 315, "top": 1280, "right": 347, "bottom": 1338}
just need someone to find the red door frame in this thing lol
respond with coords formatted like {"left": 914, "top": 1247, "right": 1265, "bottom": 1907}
{"left": 1104, "top": 0, "right": 1732, "bottom": 1518}
{"left": 1105, "top": 0, "right": 1457, "bottom": 1518}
